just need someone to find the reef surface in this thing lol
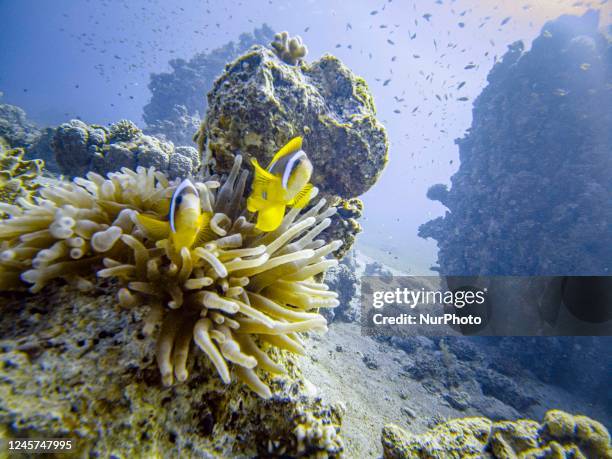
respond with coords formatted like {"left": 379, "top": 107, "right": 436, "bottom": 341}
{"left": 51, "top": 119, "right": 200, "bottom": 179}
{"left": 197, "top": 45, "right": 388, "bottom": 199}
{"left": 419, "top": 11, "right": 611, "bottom": 276}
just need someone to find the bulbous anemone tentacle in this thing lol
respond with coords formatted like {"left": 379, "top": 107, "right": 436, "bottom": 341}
{"left": 0, "top": 155, "right": 340, "bottom": 398}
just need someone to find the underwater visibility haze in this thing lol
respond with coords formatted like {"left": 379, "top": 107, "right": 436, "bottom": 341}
{"left": 0, "top": 0, "right": 610, "bottom": 457}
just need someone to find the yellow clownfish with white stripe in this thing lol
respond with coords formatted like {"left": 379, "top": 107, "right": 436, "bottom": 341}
{"left": 247, "top": 136, "right": 314, "bottom": 232}
{"left": 135, "top": 179, "right": 211, "bottom": 250}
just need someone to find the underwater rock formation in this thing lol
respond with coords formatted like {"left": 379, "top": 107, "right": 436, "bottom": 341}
{"left": 51, "top": 119, "right": 200, "bottom": 179}
{"left": 381, "top": 409, "right": 611, "bottom": 459}
{"left": 0, "top": 283, "right": 344, "bottom": 457}
{"left": 0, "top": 155, "right": 341, "bottom": 398}
{"left": 0, "top": 103, "right": 38, "bottom": 149}
{"left": 271, "top": 31, "right": 308, "bottom": 65}
{"left": 0, "top": 142, "right": 43, "bottom": 213}
{"left": 323, "top": 260, "right": 359, "bottom": 323}
{"left": 419, "top": 11, "right": 611, "bottom": 276}
{"left": 0, "top": 103, "right": 58, "bottom": 171}
{"left": 143, "top": 25, "right": 275, "bottom": 146}
{"left": 196, "top": 44, "right": 388, "bottom": 199}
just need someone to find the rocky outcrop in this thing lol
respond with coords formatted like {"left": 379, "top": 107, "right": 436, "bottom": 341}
{"left": 0, "top": 283, "right": 344, "bottom": 457}
{"left": 382, "top": 410, "right": 611, "bottom": 459}
{"left": 197, "top": 45, "right": 388, "bottom": 199}
{"left": 143, "top": 25, "right": 275, "bottom": 146}
{"left": 419, "top": 10, "right": 611, "bottom": 276}
{"left": 52, "top": 119, "right": 200, "bottom": 179}
{"left": 0, "top": 103, "right": 58, "bottom": 172}
{"left": 0, "top": 103, "right": 38, "bottom": 149}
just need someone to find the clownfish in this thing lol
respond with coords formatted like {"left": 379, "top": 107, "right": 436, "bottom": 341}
{"left": 247, "top": 136, "right": 314, "bottom": 232}
{"left": 135, "top": 179, "right": 211, "bottom": 250}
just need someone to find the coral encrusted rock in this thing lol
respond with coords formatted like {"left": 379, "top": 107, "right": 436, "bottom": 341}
{"left": 381, "top": 410, "right": 611, "bottom": 459}
{"left": 196, "top": 44, "right": 388, "bottom": 199}
{"left": 0, "top": 103, "right": 58, "bottom": 171}
{"left": 0, "top": 284, "right": 344, "bottom": 457}
{"left": 0, "top": 103, "right": 39, "bottom": 150}
{"left": 143, "top": 25, "right": 275, "bottom": 146}
{"left": 51, "top": 119, "right": 200, "bottom": 179}
{"left": 0, "top": 142, "right": 43, "bottom": 212}
{"left": 418, "top": 10, "right": 611, "bottom": 275}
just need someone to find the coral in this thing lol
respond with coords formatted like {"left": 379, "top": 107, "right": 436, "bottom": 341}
{"left": 108, "top": 119, "right": 142, "bottom": 142}
{"left": 322, "top": 262, "right": 358, "bottom": 322}
{"left": 0, "top": 103, "right": 38, "bottom": 149}
{"left": 0, "top": 103, "right": 58, "bottom": 171}
{"left": 0, "top": 142, "right": 43, "bottom": 213}
{"left": 324, "top": 197, "right": 363, "bottom": 260}
{"left": 51, "top": 119, "right": 200, "bottom": 179}
{"left": 382, "top": 417, "right": 491, "bottom": 459}
{"left": 271, "top": 31, "right": 308, "bottom": 65}
{"left": 0, "top": 155, "right": 341, "bottom": 398}
{"left": 143, "top": 25, "right": 275, "bottom": 146}
{"left": 0, "top": 283, "right": 344, "bottom": 457}
{"left": 381, "top": 410, "right": 612, "bottom": 459}
{"left": 196, "top": 45, "right": 388, "bottom": 199}
{"left": 419, "top": 11, "right": 611, "bottom": 276}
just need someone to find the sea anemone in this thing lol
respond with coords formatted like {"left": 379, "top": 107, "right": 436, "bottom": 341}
{"left": 0, "top": 156, "right": 341, "bottom": 397}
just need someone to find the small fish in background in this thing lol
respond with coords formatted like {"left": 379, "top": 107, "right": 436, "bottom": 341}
{"left": 248, "top": 137, "right": 314, "bottom": 232}
{"left": 136, "top": 179, "right": 212, "bottom": 250}
{"left": 580, "top": 63, "right": 591, "bottom": 70}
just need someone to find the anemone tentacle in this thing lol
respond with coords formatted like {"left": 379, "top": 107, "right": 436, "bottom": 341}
{"left": 0, "top": 155, "right": 340, "bottom": 397}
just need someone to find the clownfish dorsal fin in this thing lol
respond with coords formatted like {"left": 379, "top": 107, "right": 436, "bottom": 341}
{"left": 268, "top": 136, "right": 303, "bottom": 170}
{"left": 251, "top": 158, "right": 277, "bottom": 185}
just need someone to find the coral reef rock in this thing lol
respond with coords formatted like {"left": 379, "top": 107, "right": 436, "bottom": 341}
{"left": 0, "top": 142, "right": 43, "bottom": 212}
{"left": 0, "top": 284, "right": 344, "bottom": 458}
{"left": 0, "top": 103, "right": 58, "bottom": 171}
{"left": 323, "top": 258, "right": 359, "bottom": 323}
{"left": 419, "top": 10, "right": 611, "bottom": 275}
{"left": 143, "top": 25, "right": 275, "bottom": 146}
{"left": 381, "top": 409, "right": 611, "bottom": 459}
{"left": 197, "top": 44, "right": 388, "bottom": 199}
{"left": 271, "top": 31, "right": 308, "bottom": 65}
{"left": 0, "top": 103, "right": 38, "bottom": 149}
{"left": 51, "top": 119, "right": 200, "bottom": 179}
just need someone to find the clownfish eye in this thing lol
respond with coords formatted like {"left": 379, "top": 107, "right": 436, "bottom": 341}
{"left": 175, "top": 195, "right": 183, "bottom": 205}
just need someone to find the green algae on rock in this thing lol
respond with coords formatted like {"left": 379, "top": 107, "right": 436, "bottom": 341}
{"left": 52, "top": 119, "right": 201, "bottom": 179}
{"left": 0, "top": 283, "right": 344, "bottom": 458}
{"left": 381, "top": 410, "right": 612, "bottom": 459}
{"left": 196, "top": 44, "right": 388, "bottom": 199}
{"left": 0, "top": 141, "right": 43, "bottom": 214}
